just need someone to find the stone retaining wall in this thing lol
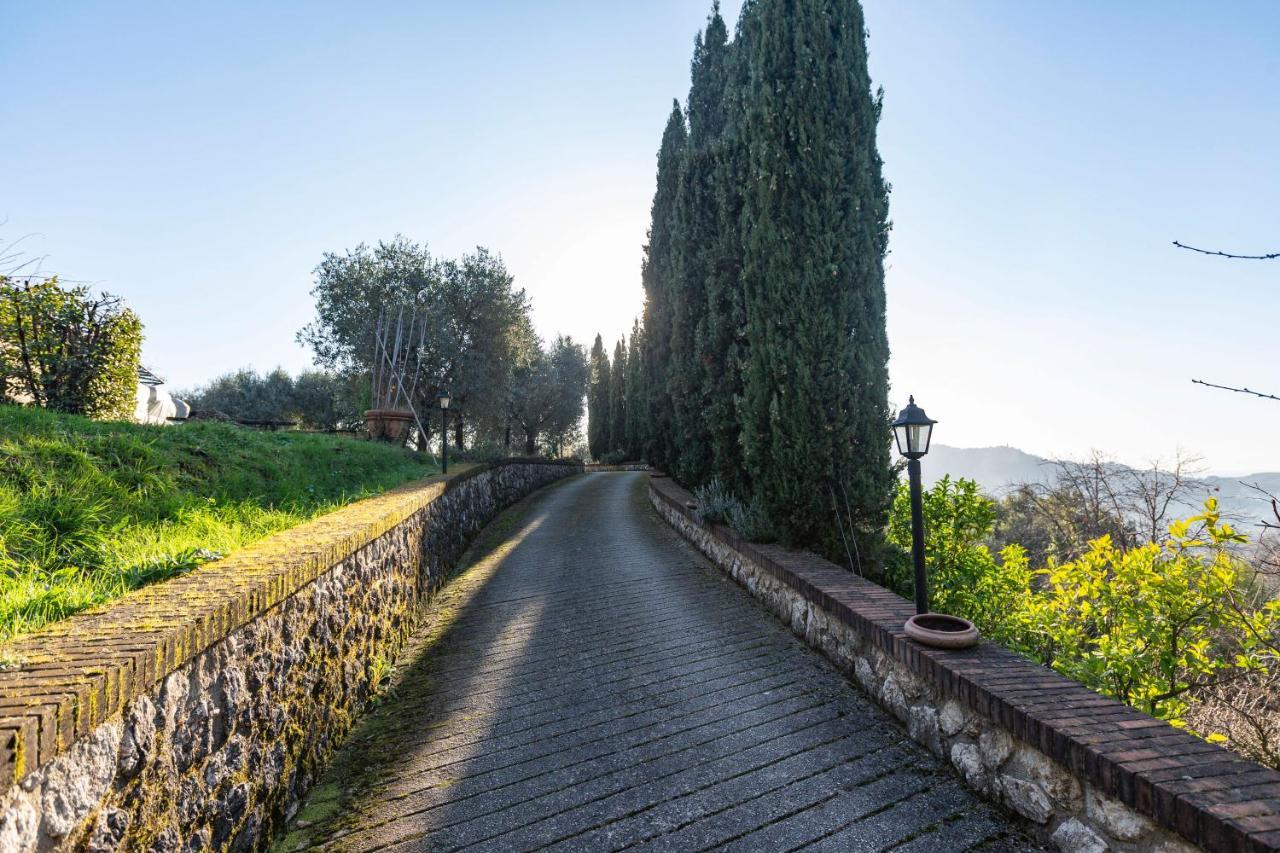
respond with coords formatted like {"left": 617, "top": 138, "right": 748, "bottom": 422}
{"left": 0, "top": 460, "right": 580, "bottom": 852}
{"left": 584, "top": 462, "right": 651, "bottom": 472}
{"left": 650, "top": 475, "right": 1280, "bottom": 853}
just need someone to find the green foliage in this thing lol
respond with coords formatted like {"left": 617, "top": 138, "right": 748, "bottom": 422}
{"left": 726, "top": 495, "right": 776, "bottom": 543}
{"left": 993, "top": 479, "right": 1134, "bottom": 564}
{"left": 587, "top": 334, "right": 612, "bottom": 460}
{"left": 692, "top": 476, "right": 775, "bottom": 543}
{"left": 640, "top": 103, "right": 688, "bottom": 474}
{"left": 693, "top": 477, "right": 736, "bottom": 525}
{"left": 886, "top": 477, "right": 1033, "bottom": 643}
{"left": 700, "top": 14, "right": 749, "bottom": 496}
{"left": 297, "top": 238, "right": 531, "bottom": 442}
{"left": 624, "top": 321, "right": 646, "bottom": 459}
{"left": 1020, "top": 506, "right": 1275, "bottom": 726}
{"left": 737, "top": 0, "right": 892, "bottom": 554}
{"left": 297, "top": 236, "right": 434, "bottom": 375}
{"left": 888, "top": 477, "right": 1280, "bottom": 732}
{"left": 604, "top": 0, "right": 893, "bottom": 558}
{"left": 607, "top": 337, "right": 627, "bottom": 457}
{"left": 182, "top": 367, "right": 364, "bottom": 429}
{"left": 669, "top": 9, "right": 731, "bottom": 488}
{"left": 506, "top": 332, "right": 588, "bottom": 456}
{"left": 0, "top": 404, "right": 436, "bottom": 640}
{"left": 1, "top": 276, "right": 143, "bottom": 421}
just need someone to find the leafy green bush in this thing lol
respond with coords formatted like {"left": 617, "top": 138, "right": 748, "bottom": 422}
{"left": 887, "top": 476, "right": 1280, "bottom": 733}
{"left": 598, "top": 449, "right": 628, "bottom": 466}
{"left": 1017, "top": 507, "right": 1276, "bottom": 727}
{"left": 0, "top": 276, "right": 142, "bottom": 421}
{"left": 0, "top": 405, "right": 436, "bottom": 640}
{"left": 885, "top": 476, "right": 1032, "bottom": 642}
{"left": 182, "top": 367, "right": 364, "bottom": 429}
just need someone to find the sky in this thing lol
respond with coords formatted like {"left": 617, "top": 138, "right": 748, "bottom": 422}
{"left": 3, "top": 1, "right": 1278, "bottom": 474}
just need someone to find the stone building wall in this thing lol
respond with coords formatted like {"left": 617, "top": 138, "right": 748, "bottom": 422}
{"left": 0, "top": 461, "right": 579, "bottom": 852}
{"left": 650, "top": 475, "right": 1280, "bottom": 853}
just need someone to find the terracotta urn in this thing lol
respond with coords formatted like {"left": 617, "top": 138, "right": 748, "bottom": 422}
{"left": 364, "top": 409, "right": 413, "bottom": 443}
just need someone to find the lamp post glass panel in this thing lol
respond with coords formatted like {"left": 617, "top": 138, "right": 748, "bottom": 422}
{"left": 892, "top": 396, "right": 936, "bottom": 615}
{"left": 437, "top": 391, "right": 451, "bottom": 473}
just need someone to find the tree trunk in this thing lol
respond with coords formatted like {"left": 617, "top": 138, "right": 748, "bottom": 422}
{"left": 524, "top": 431, "right": 537, "bottom": 455}
{"left": 504, "top": 426, "right": 511, "bottom": 449}
{"left": 453, "top": 414, "right": 464, "bottom": 450}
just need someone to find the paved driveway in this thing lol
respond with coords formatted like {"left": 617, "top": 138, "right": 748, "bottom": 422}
{"left": 278, "top": 472, "right": 1033, "bottom": 852}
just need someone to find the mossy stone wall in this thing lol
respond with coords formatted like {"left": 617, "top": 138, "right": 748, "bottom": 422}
{"left": 0, "top": 460, "right": 579, "bottom": 852}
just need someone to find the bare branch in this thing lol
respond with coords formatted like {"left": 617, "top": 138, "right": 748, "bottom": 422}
{"left": 1172, "top": 240, "right": 1279, "bottom": 261}
{"left": 1192, "top": 378, "right": 1280, "bottom": 402}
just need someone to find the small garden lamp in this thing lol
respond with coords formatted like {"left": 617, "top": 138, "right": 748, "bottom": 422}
{"left": 437, "top": 390, "right": 451, "bottom": 473}
{"left": 891, "top": 397, "right": 977, "bottom": 649}
{"left": 892, "top": 396, "right": 936, "bottom": 614}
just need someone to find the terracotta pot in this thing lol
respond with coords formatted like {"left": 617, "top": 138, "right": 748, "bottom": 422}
{"left": 364, "top": 409, "right": 413, "bottom": 443}
{"left": 904, "top": 613, "right": 980, "bottom": 649}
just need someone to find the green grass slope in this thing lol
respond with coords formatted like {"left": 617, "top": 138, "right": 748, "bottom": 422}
{"left": 0, "top": 405, "right": 437, "bottom": 642}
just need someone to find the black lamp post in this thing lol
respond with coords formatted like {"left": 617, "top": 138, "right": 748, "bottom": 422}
{"left": 892, "top": 396, "right": 937, "bottom": 616}
{"left": 437, "top": 390, "right": 451, "bottom": 474}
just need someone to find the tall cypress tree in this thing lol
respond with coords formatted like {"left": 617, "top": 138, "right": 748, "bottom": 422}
{"left": 587, "top": 333, "right": 612, "bottom": 460}
{"left": 624, "top": 319, "right": 646, "bottom": 459}
{"left": 608, "top": 337, "right": 628, "bottom": 456}
{"left": 701, "top": 18, "right": 750, "bottom": 495}
{"left": 640, "top": 102, "right": 687, "bottom": 472}
{"left": 736, "top": 0, "right": 893, "bottom": 553}
{"left": 670, "top": 7, "right": 732, "bottom": 488}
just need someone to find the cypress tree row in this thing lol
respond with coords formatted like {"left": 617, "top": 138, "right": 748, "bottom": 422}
{"left": 608, "top": 337, "right": 628, "bottom": 457}
{"left": 640, "top": 102, "right": 687, "bottom": 473}
{"left": 596, "top": 0, "right": 891, "bottom": 558}
{"left": 587, "top": 333, "right": 612, "bottom": 460}
{"left": 736, "top": 0, "right": 892, "bottom": 551}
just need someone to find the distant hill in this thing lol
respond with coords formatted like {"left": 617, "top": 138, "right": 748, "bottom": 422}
{"left": 922, "top": 445, "right": 1051, "bottom": 493}
{"left": 923, "top": 444, "right": 1280, "bottom": 531}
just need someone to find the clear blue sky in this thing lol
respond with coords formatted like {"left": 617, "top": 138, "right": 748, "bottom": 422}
{"left": 3, "top": 2, "right": 1278, "bottom": 474}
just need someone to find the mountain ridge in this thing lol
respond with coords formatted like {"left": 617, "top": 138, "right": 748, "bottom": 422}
{"left": 923, "top": 444, "right": 1280, "bottom": 530}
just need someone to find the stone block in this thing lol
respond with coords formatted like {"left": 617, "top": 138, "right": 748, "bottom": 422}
{"left": 938, "top": 699, "right": 971, "bottom": 737}
{"left": 979, "top": 727, "right": 1014, "bottom": 769}
{"left": 908, "top": 705, "right": 943, "bottom": 757}
{"left": 1006, "top": 744, "right": 1082, "bottom": 812}
{"left": 998, "top": 775, "right": 1053, "bottom": 824}
{"left": 1051, "top": 817, "right": 1108, "bottom": 852}
{"left": 1086, "top": 784, "right": 1154, "bottom": 842}
{"left": 950, "top": 741, "right": 987, "bottom": 790}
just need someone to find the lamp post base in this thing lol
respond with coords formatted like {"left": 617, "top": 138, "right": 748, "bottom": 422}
{"left": 904, "top": 613, "right": 979, "bottom": 649}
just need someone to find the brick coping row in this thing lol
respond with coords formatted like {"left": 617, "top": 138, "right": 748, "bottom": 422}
{"left": 0, "top": 458, "right": 582, "bottom": 794}
{"left": 649, "top": 474, "right": 1280, "bottom": 853}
